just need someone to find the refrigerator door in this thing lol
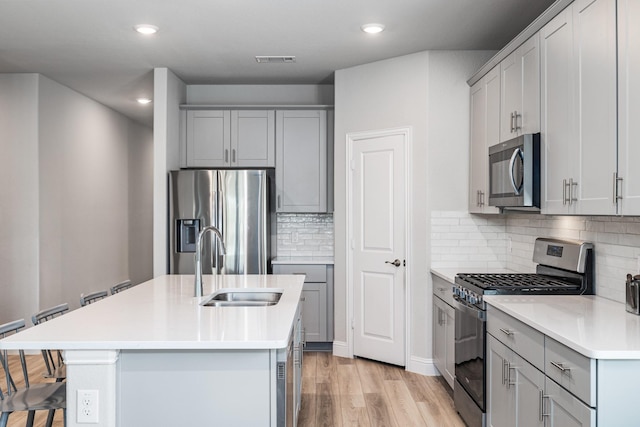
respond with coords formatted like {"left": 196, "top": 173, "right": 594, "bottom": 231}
{"left": 218, "top": 170, "right": 269, "bottom": 274}
{"left": 170, "top": 170, "right": 219, "bottom": 274}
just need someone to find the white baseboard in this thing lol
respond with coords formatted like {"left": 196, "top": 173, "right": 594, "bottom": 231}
{"left": 406, "top": 356, "right": 440, "bottom": 376}
{"left": 332, "top": 341, "right": 351, "bottom": 358}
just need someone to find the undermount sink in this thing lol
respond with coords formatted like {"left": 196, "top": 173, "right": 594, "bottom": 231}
{"left": 201, "top": 290, "right": 282, "bottom": 307}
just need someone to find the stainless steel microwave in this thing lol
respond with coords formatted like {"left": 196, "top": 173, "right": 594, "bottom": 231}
{"left": 488, "top": 133, "right": 540, "bottom": 210}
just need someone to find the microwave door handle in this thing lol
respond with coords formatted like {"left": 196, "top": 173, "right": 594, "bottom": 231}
{"left": 509, "top": 148, "right": 523, "bottom": 195}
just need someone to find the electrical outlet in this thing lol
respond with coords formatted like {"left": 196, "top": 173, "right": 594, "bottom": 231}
{"left": 77, "top": 389, "right": 99, "bottom": 423}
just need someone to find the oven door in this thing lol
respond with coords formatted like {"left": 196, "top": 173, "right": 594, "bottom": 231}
{"left": 453, "top": 298, "right": 486, "bottom": 412}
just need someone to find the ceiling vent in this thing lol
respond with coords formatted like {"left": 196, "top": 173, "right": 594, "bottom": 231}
{"left": 255, "top": 56, "right": 296, "bottom": 63}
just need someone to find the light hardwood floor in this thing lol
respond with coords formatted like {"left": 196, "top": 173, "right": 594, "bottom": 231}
{"left": 299, "top": 352, "right": 465, "bottom": 427}
{"left": 1, "top": 353, "right": 464, "bottom": 426}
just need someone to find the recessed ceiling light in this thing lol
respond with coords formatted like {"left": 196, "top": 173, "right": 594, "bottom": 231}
{"left": 136, "top": 98, "right": 152, "bottom": 105}
{"left": 134, "top": 25, "right": 159, "bottom": 35}
{"left": 361, "top": 23, "right": 385, "bottom": 34}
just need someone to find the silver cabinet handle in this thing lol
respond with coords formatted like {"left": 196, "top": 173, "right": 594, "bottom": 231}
{"left": 510, "top": 112, "right": 515, "bottom": 133}
{"left": 480, "top": 191, "right": 484, "bottom": 207}
{"left": 506, "top": 364, "right": 516, "bottom": 388}
{"left": 502, "top": 359, "right": 508, "bottom": 385}
{"left": 570, "top": 178, "right": 578, "bottom": 205}
{"left": 539, "top": 389, "right": 550, "bottom": 421}
{"left": 477, "top": 190, "right": 481, "bottom": 207}
{"left": 277, "top": 195, "right": 281, "bottom": 209}
{"left": 225, "top": 149, "right": 229, "bottom": 163}
{"left": 513, "top": 111, "right": 520, "bottom": 132}
{"left": 499, "top": 328, "right": 514, "bottom": 336}
{"left": 563, "top": 179, "right": 568, "bottom": 205}
{"left": 385, "top": 259, "right": 401, "bottom": 267}
{"left": 613, "top": 172, "right": 623, "bottom": 203}
{"left": 550, "top": 361, "right": 571, "bottom": 373}
{"left": 232, "top": 149, "right": 236, "bottom": 163}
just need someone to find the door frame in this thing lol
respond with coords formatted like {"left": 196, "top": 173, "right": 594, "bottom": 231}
{"left": 345, "top": 126, "right": 413, "bottom": 365}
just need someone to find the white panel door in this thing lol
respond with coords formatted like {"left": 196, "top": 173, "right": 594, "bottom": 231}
{"left": 618, "top": 0, "right": 640, "bottom": 214}
{"left": 231, "top": 110, "right": 275, "bottom": 167}
{"left": 352, "top": 132, "right": 405, "bottom": 366}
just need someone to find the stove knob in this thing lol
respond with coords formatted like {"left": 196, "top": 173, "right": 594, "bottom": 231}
{"left": 469, "top": 294, "right": 477, "bottom": 305}
{"left": 477, "top": 295, "right": 483, "bottom": 305}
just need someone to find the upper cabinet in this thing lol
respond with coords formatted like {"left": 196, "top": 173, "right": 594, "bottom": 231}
{"left": 184, "top": 109, "right": 275, "bottom": 168}
{"left": 500, "top": 34, "right": 541, "bottom": 142}
{"left": 275, "top": 110, "right": 328, "bottom": 213}
{"left": 541, "top": 0, "right": 617, "bottom": 215}
{"left": 618, "top": 0, "right": 640, "bottom": 214}
{"left": 469, "top": 66, "right": 500, "bottom": 214}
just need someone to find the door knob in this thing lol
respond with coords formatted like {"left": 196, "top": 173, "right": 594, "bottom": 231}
{"left": 385, "top": 259, "right": 402, "bottom": 267}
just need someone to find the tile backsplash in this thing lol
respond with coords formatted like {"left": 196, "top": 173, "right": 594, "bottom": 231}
{"left": 431, "top": 211, "right": 640, "bottom": 303}
{"left": 276, "top": 213, "right": 334, "bottom": 257}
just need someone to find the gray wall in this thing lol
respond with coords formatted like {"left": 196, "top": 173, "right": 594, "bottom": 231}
{"left": 334, "top": 51, "right": 493, "bottom": 371}
{"left": 0, "top": 74, "right": 40, "bottom": 323}
{"left": 0, "top": 73, "right": 153, "bottom": 323}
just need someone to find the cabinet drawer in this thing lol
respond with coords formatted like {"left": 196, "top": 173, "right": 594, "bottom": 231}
{"left": 487, "top": 306, "right": 544, "bottom": 371}
{"left": 545, "top": 337, "right": 596, "bottom": 406}
{"left": 273, "top": 264, "right": 327, "bottom": 282}
{"left": 545, "top": 376, "right": 596, "bottom": 425}
{"left": 432, "top": 274, "right": 454, "bottom": 307}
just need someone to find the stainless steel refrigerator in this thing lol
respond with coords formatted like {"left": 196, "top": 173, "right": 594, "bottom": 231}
{"left": 169, "top": 169, "right": 274, "bottom": 275}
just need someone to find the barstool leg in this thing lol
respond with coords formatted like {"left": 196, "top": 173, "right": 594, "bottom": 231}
{"left": 0, "top": 412, "right": 9, "bottom": 427}
{"left": 26, "top": 410, "right": 35, "bottom": 427}
{"left": 45, "top": 409, "right": 55, "bottom": 427}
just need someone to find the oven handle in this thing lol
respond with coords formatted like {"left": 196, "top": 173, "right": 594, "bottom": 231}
{"left": 509, "top": 147, "right": 523, "bottom": 195}
{"left": 453, "top": 298, "right": 486, "bottom": 322}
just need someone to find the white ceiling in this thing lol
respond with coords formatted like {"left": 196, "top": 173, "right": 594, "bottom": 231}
{"left": 0, "top": 0, "right": 556, "bottom": 126}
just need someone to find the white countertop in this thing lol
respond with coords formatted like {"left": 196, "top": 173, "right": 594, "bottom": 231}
{"left": 485, "top": 295, "right": 640, "bottom": 360}
{"left": 272, "top": 256, "right": 334, "bottom": 265}
{"left": 0, "top": 275, "right": 304, "bottom": 351}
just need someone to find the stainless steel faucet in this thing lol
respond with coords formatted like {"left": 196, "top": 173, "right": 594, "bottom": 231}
{"left": 194, "top": 226, "right": 226, "bottom": 298}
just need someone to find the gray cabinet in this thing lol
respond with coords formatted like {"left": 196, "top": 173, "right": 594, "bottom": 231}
{"left": 432, "top": 291, "right": 455, "bottom": 389}
{"left": 184, "top": 109, "right": 275, "bottom": 168}
{"left": 275, "top": 110, "right": 328, "bottom": 213}
{"left": 273, "top": 263, "right": 333, "bottom": 347}
{"left": 487, "top": 306, "right": 595, "bottom": 427}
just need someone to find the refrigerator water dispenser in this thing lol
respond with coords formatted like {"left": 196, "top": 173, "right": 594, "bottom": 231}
{"left": 176, "top": 219, "right": 200, "bottom": 253}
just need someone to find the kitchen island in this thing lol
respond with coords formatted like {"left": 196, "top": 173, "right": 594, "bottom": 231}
{"left": 0, "top": 274, "right": 305, "bottom": 427}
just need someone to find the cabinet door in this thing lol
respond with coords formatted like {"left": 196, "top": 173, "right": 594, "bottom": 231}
{"left": 186, "top": 110, "right": 231, "bottom": 167}
{"left": 500, "top": 50, "right": 522, "bottom": 142}
{"left": 572, "top": 0, "right": 617, "bottom": 215}
{"left": 512, "top": 352, "right": 545, "bottom": 427}
{"left": 443, "top": 302, "right": 455, "bottom": 389}
{"left": 618, "top": 0, "right": 640, "bottom": 214}
{"left": 433, "top": 297, "right": 455, "bottom": 388}
{"left": 545, "top": 378, "right": 595, "bottom": 427}
{"left": 231, "top": 110, "right": 275, "bottom": 167}
{"left": 301, "top": 282, "right": 327, "bottom": 342}
{"left": 469, "top": 79, "right": 487, "bottom": 212}
{"left": 487, "top": 335, "right": 516, "bottom": 427}
{"left": 540, "top": 8, "right": 574, "bottom": 214}
{"left": 276, "top": 110, "right": 327, "bottom": 213}
{"left": 500, "top": 35, "right": 540, "bottom": 142}
{"left": 520, "top": 34, "right": 540, "bottom": 136}
{"left": 469, "top": 67, "right": 500, "bottom": 214}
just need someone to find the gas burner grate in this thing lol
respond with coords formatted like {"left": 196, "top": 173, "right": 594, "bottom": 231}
{"left": 457, "top": 273, "right": 581, "bottom": 291}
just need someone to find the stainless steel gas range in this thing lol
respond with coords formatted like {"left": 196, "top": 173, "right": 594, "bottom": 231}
{"left": 451, "top": 238, "right": 594, "bottom": 427}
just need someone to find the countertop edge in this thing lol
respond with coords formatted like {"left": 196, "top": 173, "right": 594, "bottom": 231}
{"left": 485, "top": 295, "right": 640, "bottom": 360}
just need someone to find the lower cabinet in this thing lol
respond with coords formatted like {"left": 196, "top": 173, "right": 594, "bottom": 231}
{"left": 273, "top": 264, "right": 334, "bottom": 347}
{"left": 433, "top": 295, "right": 455, "bottom": 388}
{"left": 488, "top": 308, "right": 596, "bottom": 427}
